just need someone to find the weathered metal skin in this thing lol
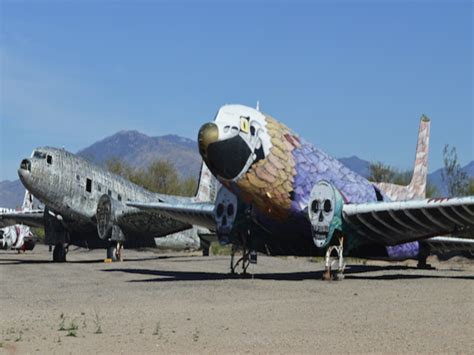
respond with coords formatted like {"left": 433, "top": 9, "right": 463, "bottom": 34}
{"left": 17, "top": 147, "right": 215, "bottom": 251}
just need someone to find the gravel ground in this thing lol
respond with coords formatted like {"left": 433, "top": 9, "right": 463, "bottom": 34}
{"left": 1, "top": 245, "right": 473, "bottom": 354}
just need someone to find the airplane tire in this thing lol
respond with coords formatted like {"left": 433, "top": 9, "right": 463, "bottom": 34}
{"left": 53, "top": 243, "right": 67, "bottom": 262}
{"left": 107, "top": 245, "right": 118, "bottom": 262}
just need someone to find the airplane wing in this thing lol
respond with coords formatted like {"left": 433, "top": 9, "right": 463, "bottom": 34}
{"left": 126, "top": 201, "right": 216, "bottom": 230}
{"left": 423, "top": 236, "right": 474, "bottom": 255}
{"left": 343, "top": 196, "right": 474, "bottom": 245}
{"left": 0, "top": 209, "right": 44, "bottom": 228}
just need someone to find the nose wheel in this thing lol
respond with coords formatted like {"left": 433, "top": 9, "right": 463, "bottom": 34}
{"left": 323, "top": 235, "right": 345, "bottom": 281}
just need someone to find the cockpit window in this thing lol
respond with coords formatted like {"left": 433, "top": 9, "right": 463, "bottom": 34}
{"left": 33, "top": 151, "right": 47, "bottom": 159}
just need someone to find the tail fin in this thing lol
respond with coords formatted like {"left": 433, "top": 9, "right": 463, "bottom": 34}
{"left": 407, "top": 115, "right": 430, "bottom": 198}
{"left": 374, "top": 115, "right": 430, "bottom": 200}
{"left": 21, "top": 190, "right": 34, "bottom": 211}
{"left": 194, "top": 161, "right": 220, "bottom": 202}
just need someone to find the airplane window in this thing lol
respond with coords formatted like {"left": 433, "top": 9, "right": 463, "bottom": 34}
{"left": 47, "top": 155, "right": 52, "bottom": 165}
{"left": 86, "top": 178, "right": 92, "bottom": 193}
{"left": 33, "top": 151, "right": 46, "bottom": 159}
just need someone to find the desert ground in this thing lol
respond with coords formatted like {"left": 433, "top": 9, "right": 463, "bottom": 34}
{"left": 0, "top": 245, "right": 473, "bottom": 354}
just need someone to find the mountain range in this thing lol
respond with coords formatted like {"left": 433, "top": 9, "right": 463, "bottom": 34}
{"left": 1, "top": 130, "right": 472, "bottom": 208}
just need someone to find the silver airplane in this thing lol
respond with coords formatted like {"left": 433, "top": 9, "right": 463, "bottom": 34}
{"left": 1, "top": 147, "right": 218, "bottom": 261}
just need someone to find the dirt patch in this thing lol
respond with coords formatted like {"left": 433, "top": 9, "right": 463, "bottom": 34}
{"left": 1, "top": 246, "right": 473, "bottom": 353}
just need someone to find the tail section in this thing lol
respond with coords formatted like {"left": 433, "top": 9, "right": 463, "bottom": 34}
{"left": 375, "top": 115, "right": 430, "bottom": 201}
{"left": 21, "top": 190, "right": 34, "bottom": 211}
{"left": 194, "top": 161, "right": 220, "bottom": 203}
{"left": 407, "top": 115, "right": 430, "bottom": 198}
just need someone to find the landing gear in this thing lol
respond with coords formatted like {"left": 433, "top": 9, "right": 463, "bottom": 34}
{"left": 229, "top": 231, "right": 256, "bottom": 275}
{"left": 230, "top": 244, "right": 252, "bottom": 275}
{"left": 107, "top": 242, "right": 123, "bottom": 262}
{"left": 53, "top": 243, "right": 68, "bottom": 262}
{"left": 323, "top": 235, "right": 345, "bottom": 281}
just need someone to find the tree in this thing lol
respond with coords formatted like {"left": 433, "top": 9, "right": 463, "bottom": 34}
{"left": 441, "top": 145, "right": 469, "bottom": 197}
{"left": 368, "top": 162, "right": 396, "bottom": 183}
{"left": 105, "top": 158, "right": 197, "bottom": 197}
{"left": 368, "top": 161, "right": 438, "bottom": 198}
{"left": 106, "top": 157, "right": 134, "bottom": 179}
{"left": 469, "top": 178, "right": 474, "bottom": 195}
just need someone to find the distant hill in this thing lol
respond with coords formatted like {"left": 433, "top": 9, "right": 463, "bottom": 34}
{"left": 0, "top": 180, "right": 25, "bottom": 209}
{"left": 77, "top": 130, "right": 201, "bottom": 177}
{"left": 0, "top": 130, "right": 472, "bottom": 208}
{"left": 338, "top": 156, "right": 371, "bottom": 177}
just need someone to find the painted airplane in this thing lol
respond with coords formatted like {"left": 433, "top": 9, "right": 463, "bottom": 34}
{"left": 1, "top": 148, "right": 219, "bottom": 262}
{"left": 127, "top": 104, "right": 474, "bottom": 279}
{"left": 0, "top": 191, "right": 38, "bottom": 252}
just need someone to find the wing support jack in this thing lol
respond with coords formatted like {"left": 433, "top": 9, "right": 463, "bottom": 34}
{"left": 323, "top": 235, "right": 345, "bottom": 281}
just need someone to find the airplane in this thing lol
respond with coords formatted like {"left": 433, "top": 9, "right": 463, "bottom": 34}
{"left": 1, "top": 148, "right": 220, "bottom": 262}
{"left": 0, "top": 191, "right": 38, "bottom": 252}
{"left": 126, "top": 104, "right": 474, "bottom": 279}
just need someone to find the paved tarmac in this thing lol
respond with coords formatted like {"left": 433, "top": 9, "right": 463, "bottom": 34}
{"left": 1, "top": 246, "right": 473, "bottom": 354}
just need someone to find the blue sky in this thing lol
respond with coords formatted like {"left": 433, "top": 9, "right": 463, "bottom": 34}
{"left": 1, "top": 0, "right": 472, "bottom": 181}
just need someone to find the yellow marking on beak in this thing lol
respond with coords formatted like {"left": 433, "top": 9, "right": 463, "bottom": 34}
{"left": 240, "top": 117, "right": 250, "bottom": 133}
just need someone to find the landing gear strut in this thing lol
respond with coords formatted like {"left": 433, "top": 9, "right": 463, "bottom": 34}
{"left": 230, "top": 244, "right": 252, "bottom": 275}
{"left": 53, "top": 243, "right": 68, "bottom": 262}
{"left": 323, "top": 235, "right": 345, "bottom": 281}
{"left": 229, "top": 231, "right": 256, "bottom": 275}
{"left": 107, "top": 242, "right": 123, "bottom": 262}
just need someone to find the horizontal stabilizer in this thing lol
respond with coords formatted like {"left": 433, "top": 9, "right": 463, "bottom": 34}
{"left": 424, "top": 236, "right": 474, "bottom": 255}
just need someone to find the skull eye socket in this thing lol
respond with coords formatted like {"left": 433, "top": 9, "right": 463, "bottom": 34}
{"left": 311, "top": 200, "right": 319, "bottom": 213}
{"left": 227, "top": 204, "right": 234, "bottom": 216}
{"left": 323, "top": 200, "right": 332, "bottom": 213}
{"left": 217, "top": 203, "right": 224, "bottom": 217}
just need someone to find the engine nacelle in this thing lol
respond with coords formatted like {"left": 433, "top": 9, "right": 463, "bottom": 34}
{"left": 307, "top": 181, "right": 344, "bottom": 248}
{"left": 214, "top": 186, "right": 238, "bottom": 242}
{"left": 96, "top": 194, "right": 125, "bottom": 242}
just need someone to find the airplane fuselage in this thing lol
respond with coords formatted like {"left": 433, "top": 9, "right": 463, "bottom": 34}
{"left": 199, "top": 105, "right": 419, "bottom": 258}
{"left": 18, "top": 148, "right": 196, "bottom": 249}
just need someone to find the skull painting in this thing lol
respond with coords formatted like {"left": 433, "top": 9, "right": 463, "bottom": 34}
{"left": 308, "top": 181, "right": 337, "bottom": 248}
{"left": 214, "top": 186, "right": 238, "bottom": 237}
